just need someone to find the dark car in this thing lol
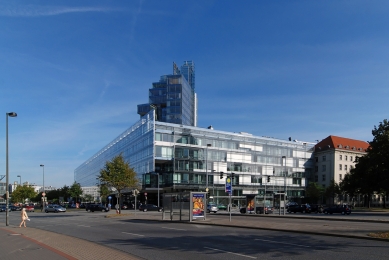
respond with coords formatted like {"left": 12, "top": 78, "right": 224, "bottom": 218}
{"left": 9, "top": 205, "right": 22, "bottom": 211}
{"left": 323, "top": 204, "right": 351, "bottom": 215}
{"left": 287, "top": 204, "right": 311, "bottom": 213}
{"left": 86, "top": 204, "right": 110, "bottom": 212}
{"left": 255, "top": 205, "right": 274, "bottom": 214}
{"left": 0, "top": 206, "right": 11, "bottom": 212}
{"left": 139, "top": 204, "right": 163, "bottom": 212}
{"left": 310, "top": 204, "right": 324, "bottom": 213}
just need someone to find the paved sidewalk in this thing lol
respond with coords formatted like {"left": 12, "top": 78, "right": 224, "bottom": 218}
{"left": 1, "top": 224, "right": 141, "bottom": 260}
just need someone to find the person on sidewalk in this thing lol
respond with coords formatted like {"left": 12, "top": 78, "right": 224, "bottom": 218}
{"left": 19, "top": 208, "right": 29, "bottom": 228}
{"left": 115, "top": 204, "right": 119, "bottom": 214}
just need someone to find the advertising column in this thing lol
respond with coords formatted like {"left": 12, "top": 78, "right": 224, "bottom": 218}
{"left": 190, "top": 192, "right": 206, "bottom": 222}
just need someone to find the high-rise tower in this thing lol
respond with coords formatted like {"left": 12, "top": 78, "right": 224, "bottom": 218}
{"left": 137, "top": 61, "right": 197, "bottom": 126}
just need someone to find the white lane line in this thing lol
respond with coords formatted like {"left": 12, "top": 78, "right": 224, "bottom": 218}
{"left": 204, "top": 247, "right": 257, "bottom": 259}
{"left": 255, "top": 239, "right": 311, "bottom": 248}
{"left": 122, "top": 232, "right": 144, "bottom": 237}
{"left": 161, "top": 227, "right": 187, "bottom": 231}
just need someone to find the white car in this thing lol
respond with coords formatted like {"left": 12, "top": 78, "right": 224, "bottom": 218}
{"left": 207, "top": 203, "right": 218, "bottom": 213}
{"left": 45, "top": 205, "right": 66, "bottom": 213}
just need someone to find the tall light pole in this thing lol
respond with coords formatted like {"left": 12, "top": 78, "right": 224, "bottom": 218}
{"left": 282, "top": 156, "right": 287, "bottom": 215}
{"left": 205, "top": 144, "right": 211, "bottom": 193}
{"left": 17, "top": 175, "right": 21, "bottom": 186}
{"left": 40, "top": 164, "right": 45, "bottom": 209}
{"left": 6, "top": 112, "right": 17, "bottom": 226}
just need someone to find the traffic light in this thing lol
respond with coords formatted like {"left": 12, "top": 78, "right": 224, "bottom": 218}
{"left": 267, "top": 176, "right": 270, "bottom": 182}
{"left": 231, "top": 172, "right": 235, "bottom": 180}
{"left": 220, "top": 172, "right": 224, "bottom": 179}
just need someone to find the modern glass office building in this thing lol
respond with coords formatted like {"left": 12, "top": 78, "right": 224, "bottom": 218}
{"left": 137, "top": 61, "right": 197, "bottom": 127}
{"left": 75, "top": 110, "right": 315, "bottom": 205}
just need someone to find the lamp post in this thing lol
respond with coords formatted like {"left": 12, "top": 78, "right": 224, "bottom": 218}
{"left": 282, "top": 156, "right": 287, "bottom": 215}
{"left": 17, "top": 175, "right": 21, "bottom": 186}
{"left": 153, "top": 172, "right": 160, "bottom": 207}
{"left": 205, "top": 144, "right": 212, "bottom": 193}
{"left": 40, "top": 164, "right": 45, "bottom": 209}
{"left": 6, "top": 112, "right": 17, "bottom": 226}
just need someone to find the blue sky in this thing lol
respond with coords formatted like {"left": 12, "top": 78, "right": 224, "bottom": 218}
{"left": 1, "top": 1, "right": 388, "bottom": 188}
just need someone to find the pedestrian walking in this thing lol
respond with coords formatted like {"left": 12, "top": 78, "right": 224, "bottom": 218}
{"left": 115, "top": 204, "right": 119, "bottom": 214}
{"left": 19, "top": 208, "right": 29, "bottom": 228}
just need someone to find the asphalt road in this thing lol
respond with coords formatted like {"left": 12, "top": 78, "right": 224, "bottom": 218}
{"left": 1, "top": 210, "right": 389, "bottom": 260}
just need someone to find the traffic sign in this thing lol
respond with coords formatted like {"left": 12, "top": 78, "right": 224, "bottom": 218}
{"left": 225, "top": 177, "right": 232, "bottom": 195}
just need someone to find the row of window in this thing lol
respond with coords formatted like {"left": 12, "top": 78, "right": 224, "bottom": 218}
{"left": 315, "top": 155, "right": 360, "bottom": 163}
{"left": 339, "top": 164, "right": 354, "bottom": 171}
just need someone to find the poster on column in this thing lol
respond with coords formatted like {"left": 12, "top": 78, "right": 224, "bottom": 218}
{"left": 191, "top": 193, "right": 205, "bottom": 219}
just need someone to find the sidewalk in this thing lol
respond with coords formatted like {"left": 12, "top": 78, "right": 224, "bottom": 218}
{"left": 0, "top": 224, "right": 141, "bottom": 260}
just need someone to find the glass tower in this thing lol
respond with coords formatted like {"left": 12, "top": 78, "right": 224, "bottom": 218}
{"left": 137, "top": 61, "right": 197, "bottom": 126}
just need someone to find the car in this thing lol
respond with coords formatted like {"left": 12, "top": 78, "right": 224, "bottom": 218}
{"left": 255, "top": 205, "right": 274, "bottom": 214}
{"left": 217, "top": 204, "right": 227, "bottom": 210}
{"left": 286, "top": 201, "right": 298, "bottom": 209}
{"left": 45, "top": 205, "right": 66, "bottom": 213}
{"left": 323, "top": 204, "right": 351, "bottom": 215}
{"left": 287, "top": 204, "right": 312, "bottom": 213}
{"left": 24, "top": 205, "right": 35, "bottom": 212}
{"left": 0, "top": 206, "right": 11, "bottom": 212}
{"left": 206, "top": 203, "right": 218, "bottom": 213}
{"left": 139, "top": 204, "right": 163, "bottom": 212}
{"left": 310, "top": 204, "right": 324, "bottom": 213}
{"left": 9, "top": 205, "right": 22, "bottom": 211}
{"left": 85, "top": 204, "right": 110, "bottom": 212}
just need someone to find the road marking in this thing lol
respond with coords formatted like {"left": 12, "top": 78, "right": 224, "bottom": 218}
{"left": 255, "top": 239, "right": 311, "bottom": 248}
{"left": 204, "top": 247, "right": 257, "bottom": 259}
{"left": 122, "top": 232, "right": 144, "bottom": 237}
{"left": 161, "top": 227, "right": 187, "bottom": 231}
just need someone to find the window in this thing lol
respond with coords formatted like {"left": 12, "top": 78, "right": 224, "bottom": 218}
{"left": 315, "top": 175, "right": 318, "bottom": 182}
{"left": 315, "top": 166, "right": 318, "bottom": 172}
{"left": 345, "top": 155, "right": 348, "bottom": 160}
{"left": 350, "top": 156, "right": 353, "bottom": 162}
{"left": 322, "top": 174, "right": 326, "bottom": 181}
{"left": 339, "top": 164, "right": 342, "bottom": 170}
{"left": 315, "top": 157, "right": 318, "bottom": 162}
{"left": 322, "top": 156, "right": 326, "bottom": 162}
{"left": 345, "top": 165, "right": 348, "bottom": 171}
{"left": 339, "top": 174, "right": 343, "bottom": 180}
{"left": 322, "top": 165, "right": 326, "bottom": 172}
{"left": 339, "top": 155, "right": 342, "bottom": 160}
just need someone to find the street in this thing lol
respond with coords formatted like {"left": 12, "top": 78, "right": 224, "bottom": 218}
{"left": 1, "top": 210, "right": 389, "bottom": 259}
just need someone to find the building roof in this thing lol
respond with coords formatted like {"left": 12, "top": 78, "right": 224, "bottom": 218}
{"left": 314, "top": 135, "right": 369, "bottom": 153}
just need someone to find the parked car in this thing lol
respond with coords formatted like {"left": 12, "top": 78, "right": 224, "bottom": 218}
{"left": 255, "top": 205, "right": 274, "bottom": 214}
{"left": 9, "top": 205, "right": 22, "bottom": 211}
{"left": 206, "top": 203, "right": 218, "bottom": 213}
{"left": 139, "top": 204, "right": 163, "bottom": 212}
{"left": 310, "top": 204, "right": 324, "bottom": 213}
{"left": 217, "top": 204, "right": 227, "bottom": 210}
{"left": 85, "top": 204, "right": 110, "bottom": 212}
{"left": 286, "top": 201, "right": 298, "bottom": 209}
{"left": 287, "top": 204, "right": 312, "bottom": 213}
{"left": 0, "top": 206, "right": 11, "bottom": 212}
{"left": 24, "top": 205, "right": 35, "bottom": 212}
{"left": 45, "top": 204, "right": 66, "bottom": 213}
{"left": 323, "top": 204, "right": 351, "bottom": 215}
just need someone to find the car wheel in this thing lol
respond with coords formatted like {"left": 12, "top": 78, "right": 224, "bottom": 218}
{"left": 45, "top": 210, "right": 48, "bottom": 213}
{"left": 102, "top": 209, "right": 105, "bottom": 212}
{"left": 346, "top": 212, "right": 351, "bottom": 215}
{"left": 87, "top": 209, "right": 91, "bottom": 212}
{"left": 143, "top": 209, "right": 147, "bottom": 212}
{"left": 341, "top": 211, "right": 345, "bottom": 215}
{"left": 324, "top": 210, "right": 328, "bottom": 214}
{"left": 158, "top": 209, "right": 162, "bottom": 212}
{"left": 55, "top": 210, "right": 58, "bottom": 213}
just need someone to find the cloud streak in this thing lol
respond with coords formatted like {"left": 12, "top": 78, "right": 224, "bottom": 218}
{"left": 0, "top": 4, "right": 117, "bottom": 17}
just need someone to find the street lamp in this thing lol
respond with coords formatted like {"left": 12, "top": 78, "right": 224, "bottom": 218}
{"left": 40, "top": 164, "right": 45, "bottom": 209}
{"left": 6, "top": 112, "right": 17, "bottom": 226}
{"left": 282, "top": 156, "right": 287, "bottom": 215}
{"left": 205, "top": 144, "right": 211, "bottom": 193}
{"left": 17, "top": 175, "right": 21, "bottom": 186}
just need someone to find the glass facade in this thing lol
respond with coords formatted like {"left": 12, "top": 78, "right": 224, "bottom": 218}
{"left": 137, "top": 62, "right": 196, "bottom": 126}
{"left": 74, "top": 111, "right": 155, "bottom": 187}
{"left": 75, "top": 110, "right": 315, "bottom": 204}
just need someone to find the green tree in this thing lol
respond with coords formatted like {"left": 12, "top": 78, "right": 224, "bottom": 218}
{"left": 69, "top": 182, "right": 83, "bottom": 205}
{"left": 11, "top": 185, "right": 37, "bottom": 204}
{"left": 98, "top": 154, "right": 139, "bottom": 214}
{"left": 305, "top": 182, "right": 324, "bottom": 204}
{"left": 98, "top": 183, "right": 110, "bottom": 205}
{"left": 324, "top": 180, "right": 341, "bottom": 205}
{"left": 82, "top": 194, "right": 94, "bottom": 202}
